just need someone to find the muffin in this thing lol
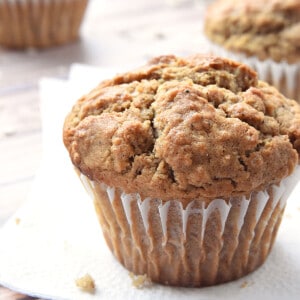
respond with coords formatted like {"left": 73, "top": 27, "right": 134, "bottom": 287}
{"left": 204, "top": 0, "right": 300, "bottom": 102}
{"left": 0, "top": 0, "right": 89, "bottom": 49}
{"left": 63, "top": 54, "right": 300, "bottom": 287}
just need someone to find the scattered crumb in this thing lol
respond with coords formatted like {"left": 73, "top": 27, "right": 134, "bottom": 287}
{"left": 129, "top": 272, "right": 152, "bottom": 289}
{"left": 240, "top": 280, "right": 254, "bottom": 288}
{"left": 15, "top": 218, "right": 21, "bottom": 225}
{"left": 75, "top": 273, "right": 95, "bottom": 293}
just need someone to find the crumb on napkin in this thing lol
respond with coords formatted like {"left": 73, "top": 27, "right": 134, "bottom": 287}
{"left": 240, "top": 280, "right": 254, "bottom": 288}
{"left": 129, "top": 272, "right": 152, "bottom": 288}
{"left": 15, "top": 218, "right": 21, "bottom": 225}
{"left": 75, "top": 273, "right": 95, "bottom": 293}
{"left": 240, "top": 281, "right": 248, "bottom": 288}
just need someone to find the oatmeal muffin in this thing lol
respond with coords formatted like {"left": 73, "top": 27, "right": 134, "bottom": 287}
{"left": 63, "top": 54, "right": 300, "bottom": 287}
{"left": 204, "top": 0, "right": 300, "bottom": 102}
{"left": 0, "top": 0, "right": 88, "bottom": 49}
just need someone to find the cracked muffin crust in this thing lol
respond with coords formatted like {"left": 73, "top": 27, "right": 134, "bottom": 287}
{"left": 63, "top": 55, "right": 300, "bottom": 205}
{"left": 204, "top": 0, "right": 300, "bottom": 63}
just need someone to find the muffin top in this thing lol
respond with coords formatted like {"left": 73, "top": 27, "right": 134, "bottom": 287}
{"left": 204, "top": 0, "right": 300, "bottom": 63}
{"left": 63, "top": 55, "right": 300, "bottom": 204}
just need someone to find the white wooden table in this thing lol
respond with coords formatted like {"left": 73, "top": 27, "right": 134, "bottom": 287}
{"left": 0, "top": 0, "right": 211, "bottom": 298}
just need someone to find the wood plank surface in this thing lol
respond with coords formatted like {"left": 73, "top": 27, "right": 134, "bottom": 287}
{"left": 0, "top": 0, "right": 212, "bottom": 298}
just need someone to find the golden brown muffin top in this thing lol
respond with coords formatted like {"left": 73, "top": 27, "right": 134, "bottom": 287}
{"left": 63, "top": 55, "right": 300, "bottom": 205}
{"left": 204, "top": 0, "right": 300, "bottom": 63}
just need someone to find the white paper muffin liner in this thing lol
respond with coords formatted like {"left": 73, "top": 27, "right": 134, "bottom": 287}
{"left": 0, "top": 0, "right": 88, "bottom": 49}
{"left": 207, "top": 41, "right": 300, "bottom": 103}
{"left": 79, "top": 165, "right": 300, "bottom": 287}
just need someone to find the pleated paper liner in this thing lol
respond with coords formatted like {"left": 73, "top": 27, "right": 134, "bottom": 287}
{"left": 0, "top": 0, "right": 88, "bottom": 49}
{"left": 78, "top": 165, "right": 300, "bottom": 287}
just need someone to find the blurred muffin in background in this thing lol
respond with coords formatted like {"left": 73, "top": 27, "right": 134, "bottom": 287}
{"left": 204, "top": 0, "right": 300, "bottom": 102}
{"left": 0, "top": 0, "right": 89, "bottom": 49}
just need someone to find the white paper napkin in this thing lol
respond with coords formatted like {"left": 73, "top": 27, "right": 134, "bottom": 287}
{"left": 0, "top": 64, "right": 300, "bottom": 300}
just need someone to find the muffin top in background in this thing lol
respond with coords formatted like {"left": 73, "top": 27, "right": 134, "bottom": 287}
{"left": 204, "top": 0, "right": 300, "bottom": 63}
{"left": 63, "top": 55, "right": 300, "bottom": 204}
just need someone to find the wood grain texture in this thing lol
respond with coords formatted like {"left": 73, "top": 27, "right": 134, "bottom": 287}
{"left": 0, "top": 0, "right": 212, "bottom": 298}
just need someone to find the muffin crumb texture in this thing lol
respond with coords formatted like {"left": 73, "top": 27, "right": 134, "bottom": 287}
{"left": 240, "top": 280, "right": 252, "bottom": 288}
{"left": 75, "top": 273, "right": 95, "bottom": 293}
{"left": 129, "top": 272, "right": 152, "bottom": 288}
{"left": 205, "top": 0, "right": 300, "bottom": 63}
{"left": 63, "top": 54, "right": 300, "bottom": 204}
